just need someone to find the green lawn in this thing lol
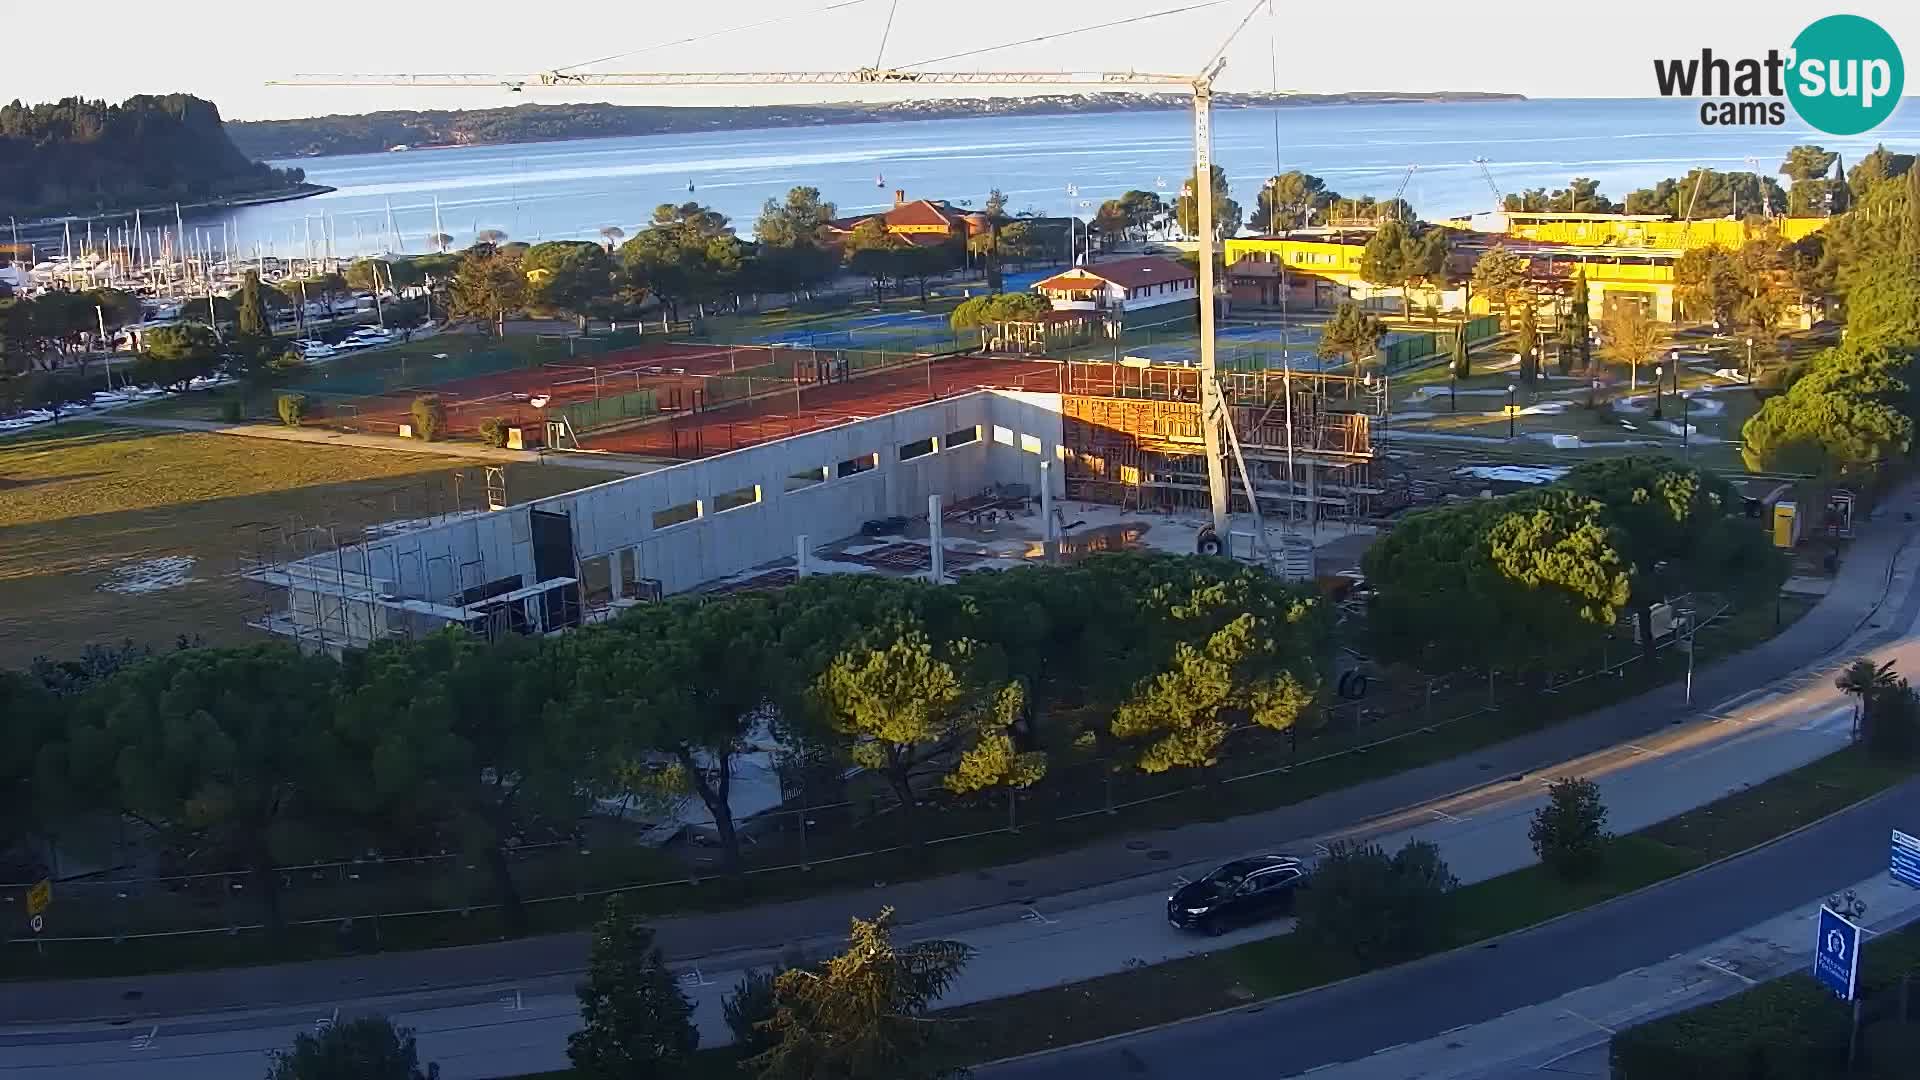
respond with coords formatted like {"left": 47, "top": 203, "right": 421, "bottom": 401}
{"left": 0, "top": 422, "right": 611, "bottom": 666}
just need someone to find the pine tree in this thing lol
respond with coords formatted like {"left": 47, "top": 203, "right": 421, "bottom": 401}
{"left": 749, "top": 908, "right": 973, "bottom": 1080}
{"left": 1565, "top": 271, "right": 1592, "bottom": 373}
{"left": 567, "top": 896, "right": 698, "bottom": 1080}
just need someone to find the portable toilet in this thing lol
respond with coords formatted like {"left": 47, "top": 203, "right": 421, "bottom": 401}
{"left": 1772, "top": 501, "right": 1801, "bottom": 549}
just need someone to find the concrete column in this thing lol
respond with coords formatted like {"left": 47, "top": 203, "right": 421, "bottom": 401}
{"left": 927, "top": 495, "right": 944, "bottom": 583}
{"left": 796, "top": 534, "right": 810, "bottom": 578}
{"left": 1039, "top": 459, "right": 1055, "bottom": 541}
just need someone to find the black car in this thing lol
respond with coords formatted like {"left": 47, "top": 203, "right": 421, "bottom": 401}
{"left": 1166, "top": 855, "right": 1305, "bottom": 935}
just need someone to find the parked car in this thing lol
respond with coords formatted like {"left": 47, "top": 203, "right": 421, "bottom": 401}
{"left": 1166, "top": 855, "right": 1305, "bottom": 935}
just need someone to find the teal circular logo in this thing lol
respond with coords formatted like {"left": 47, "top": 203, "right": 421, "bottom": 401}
{"left": 1787, "top": 15, "right": 1904, "bottom": 136}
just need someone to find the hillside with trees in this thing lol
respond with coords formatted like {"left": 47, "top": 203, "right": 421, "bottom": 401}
{"left": 0, "top": 95, "right": 313, "bottom": 220}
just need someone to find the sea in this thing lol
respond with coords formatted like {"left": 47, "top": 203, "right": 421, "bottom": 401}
{"left": 210, "top": 97, "right": 1920, "bottom": 260}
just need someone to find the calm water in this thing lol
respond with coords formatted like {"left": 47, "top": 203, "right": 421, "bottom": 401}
{"left": 213, "top": 97, "right": 1920, "bottom": 259}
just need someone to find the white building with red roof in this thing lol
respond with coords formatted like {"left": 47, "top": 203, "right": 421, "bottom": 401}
{"left": 1030, "top": 255, "right": 1198, "bottom": 328}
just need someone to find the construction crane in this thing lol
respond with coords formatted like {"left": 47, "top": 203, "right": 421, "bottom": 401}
{"left": 271, "top": 6, "right": 1275, "bottom": 538}
{"left": 1472, "top": 156, "right": 1502, "bottom": 211}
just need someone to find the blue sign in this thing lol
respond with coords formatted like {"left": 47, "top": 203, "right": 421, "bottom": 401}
{"left": 1893, "top": 829, "right": 1920, "bottom": 889}
{"left": 1814, "top": 905, "right": 1863, "bottom": 1001}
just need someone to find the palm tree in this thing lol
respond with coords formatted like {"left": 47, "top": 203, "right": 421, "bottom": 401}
{"left": 1837, "top": 658, "right": 1899, "bottom": 741}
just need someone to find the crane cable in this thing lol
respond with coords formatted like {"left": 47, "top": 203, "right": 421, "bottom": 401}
{"left": 556, "top": 0, "right": 877, "bottom": 74}
{"left": 875, "top": 0, "right": 903, "bottom": 68}
{"left": 901, "top": 1, "right": 1231, "bottom": 70}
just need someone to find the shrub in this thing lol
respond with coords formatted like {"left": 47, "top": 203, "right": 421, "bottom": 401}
{"left": 410, "top": 395, "right": 447, "bottom": 441}
{"left": 266, "top": 1015, "right": 437, "bottom": 1080}
{"left": 219, "top": 397, "right": 244, "bottom": 423}
{"left": 1529, "top": 776, "right": 1610, "bottom": 881}
{"left": 722, "top": 968, "right": 779, "bottom": 1056}
{"left": 478, "top": 416, "right": 509, "bottom": 448}
{"left": 1863, "top": 680, "right": 1920, "bottom": 760}
{"left": 276, "top": 393, "right": 307, "bottom": 427}
{"left": 1296, "top": 839, "right": 1458, "bottom": 966}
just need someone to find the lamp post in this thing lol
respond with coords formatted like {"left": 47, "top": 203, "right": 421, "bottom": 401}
{"left": 1653, "top": 364, "right": 1664, "bottom": 419}
{"left": 1449, "top": 368, "right": 1457, "bottom": 412}
{"left": 1745, "top": 336, "right": 1754, "bottom": 383}
{"left": 1681, "top": 391, "right": 1691, "bottom": 455}
{"left": 1506, "top": 382, "right": 1517, "bottom": 440}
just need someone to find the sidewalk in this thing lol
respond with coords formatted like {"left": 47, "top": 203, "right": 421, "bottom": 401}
{"left": 98, "top": 415, "right": 665, "bottom": 473}
{"left": 1348, "top": 860, "right": 1920, "bottom": 1080}
{"left": 5, "top": 485, "right": 1915, "bottom": 1028}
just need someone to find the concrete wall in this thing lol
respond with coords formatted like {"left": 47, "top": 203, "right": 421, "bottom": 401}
{"left": 293, "top": 390, "right": 1068, "bottom": 612}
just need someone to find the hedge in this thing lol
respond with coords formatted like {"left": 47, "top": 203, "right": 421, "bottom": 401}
{"left": 1611, "top": 919, "right": 1920, "bottom": 1079}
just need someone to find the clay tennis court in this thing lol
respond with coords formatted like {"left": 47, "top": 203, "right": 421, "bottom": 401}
{"left": 329, "top": 341, "right": 830, "bottom": 436}
{"left": 583, "top": 354, "right": 1065, "bottom": 458}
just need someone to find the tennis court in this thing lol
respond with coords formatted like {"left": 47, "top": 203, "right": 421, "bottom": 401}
{"left": 1086, "top": 323, "right": 1429, "bottom": 372}
{"left": 751, "top": 307, "right": 967, "bottom": 353}
{"left": 584, "top": 354, "right": 1063, "bottom": 459}
{"left": 320, "top": 341, "right": 834, "bottom": 439}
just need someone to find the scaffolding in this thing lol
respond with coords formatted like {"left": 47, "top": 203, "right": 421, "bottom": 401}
{"left": 237, "top": 467, "right": 527, "bottom": 655}
{"left": 1061, "top": 361, "right": 1394, "bottom": 525}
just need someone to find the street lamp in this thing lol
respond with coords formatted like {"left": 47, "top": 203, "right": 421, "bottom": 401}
{"left": 1745, "top": 337, "right": 1755, "bottom": 383}
{"left": 1653, "top": 364, "right": 1664, "bottom": 419}
{"left": 1681, "top": 391, "right": 1691, "bottom": 454}
{"left": 1506, "top": 382, "right": 1517, "bottom": 440}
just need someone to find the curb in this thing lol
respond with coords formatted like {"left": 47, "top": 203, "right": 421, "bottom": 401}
{"left": 969, "top": 774, "right": 1920, "bottom": 1072}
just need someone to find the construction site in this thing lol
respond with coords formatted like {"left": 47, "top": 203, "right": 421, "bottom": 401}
{"left": 238, "top": 341, "right": 1409, "bottom": 652}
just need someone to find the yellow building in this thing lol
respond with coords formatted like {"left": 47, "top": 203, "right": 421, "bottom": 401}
{"left": 1225, "top": 212, "right": 1829, "bottom": 325}
{"left": 1441, "top": 211, "right": 1827, "bottom": 250}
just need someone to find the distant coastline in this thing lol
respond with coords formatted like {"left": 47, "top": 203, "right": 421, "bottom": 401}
{"left": 228, "top": 92, "right": 1526, "bottom": 160}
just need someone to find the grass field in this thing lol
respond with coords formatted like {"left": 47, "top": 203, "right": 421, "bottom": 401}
{"left": 0, "top": 422, "right": 612, "bottom": 666}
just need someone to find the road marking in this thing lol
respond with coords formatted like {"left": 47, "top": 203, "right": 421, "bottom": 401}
{"left": 1022, "top": 906, "right": 1059, "bottom": 926}
{"left": 677, "top": 966, "right": 715, "bottom": 990}
{"left": 129, "top": 1026, "right": 157, "bottom": 1051}
{"left": 1301, "top": 1062, "right": 1342, "bottom": 1074}
{"left": 1625, "top": 743, "right": 1652, "bottom": 755}
{"left": 500, "top": 990, "right": 526, "bottom": 1012}
{"left": 1561, "top": 1007, "right": 1616, "bottom": 1034}
{"left": 315, "top": 1007, "right": 337, "bottom": 1033}
{"left": 1371, "top": 1041, "right": 1409, "bottom": 1055}
{"left": 1313, "top": 842, "right": 1332, "bottom": 857}
{"left": 1698, "top": 958, "right": 1757, "bottom": 985}
{"left": 1428, "top": 808, "right": 1463, "bottom": 823}
{"left": 1439, "top": 1023, "right": 1472, "bottom": 1036}
{"left": 1534, "top": 1037, "right": 1609, "bottom": 1071}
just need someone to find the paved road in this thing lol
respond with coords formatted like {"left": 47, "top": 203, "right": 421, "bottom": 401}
{"left": 984, "top": 775, "right": 1920, "bottom": 1080}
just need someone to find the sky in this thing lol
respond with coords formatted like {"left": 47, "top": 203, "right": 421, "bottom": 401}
{"left": 7, "top": 0, "right": 1918, "bottom": 121}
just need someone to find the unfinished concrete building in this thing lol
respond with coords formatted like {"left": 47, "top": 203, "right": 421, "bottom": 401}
{"left": 1060, "top": 360, "right": 1390, "bottom": 527}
